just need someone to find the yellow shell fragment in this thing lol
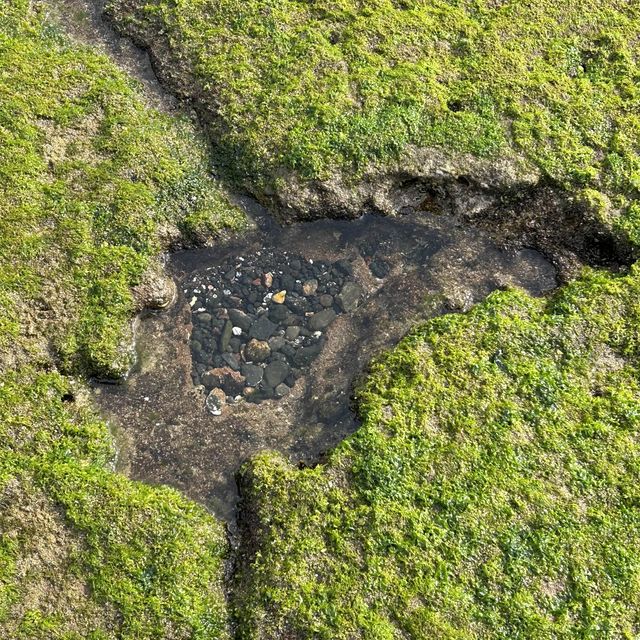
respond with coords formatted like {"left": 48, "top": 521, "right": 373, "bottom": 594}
{"left": 272, "top": 290, "right": 287, "bottom": 304}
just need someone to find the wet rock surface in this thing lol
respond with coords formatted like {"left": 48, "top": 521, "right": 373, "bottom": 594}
{"left": 93, "top": 208, "right": 557, "bottom": 522}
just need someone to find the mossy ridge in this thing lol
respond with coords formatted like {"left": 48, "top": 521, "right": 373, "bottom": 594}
{"left": 1, "top": 2, "right": 235, "bottom": 636}
{"left": 0, "top": 369, "right": 230, "bottom": 639}
{"left": 110, "top": 0, "right": 639, "bottom": 234}
{"left": 236, "top": 266, "right": 640, "bottom": 639}
{"left": 0, "top": 0, "right": 244, "bottom": 378}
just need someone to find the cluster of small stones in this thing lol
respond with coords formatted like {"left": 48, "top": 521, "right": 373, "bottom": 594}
{"left": 187, "top": 250, "right": 364, "bottom": 414}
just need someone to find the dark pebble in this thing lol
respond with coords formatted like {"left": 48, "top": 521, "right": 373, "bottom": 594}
{"left": 249, "top": 315, "right": 278, "bottom": 340}
{"left": 241, "top": 363, "right": 263, "bottom": 386}
{"left": 369, "top": 258, "right": 390, "bottom": 278}
{"left": 264, "top": 360, "right": 290, "bottom": 387}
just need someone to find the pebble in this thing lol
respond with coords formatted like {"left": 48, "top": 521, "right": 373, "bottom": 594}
{"left": 308, "top": 309, "right": 336, "bottom": 331}
{"left": 336, "top": 281, "right": 363, "bottom": 312}
{"left": 264, "top": 360, "right": 290, "bottom": 388}
{"left": 221, "top": 352, "right": 240, "bottom": 371}
{"left": 268, "top": 335, "right": 286, "bottom": 352}
{"left": 302, "top": 279, "right": 318, "bottom": 296}
{"left": 241, "top": 363, "right": 264, "bottom": 387}
{"left": 249, "top": 315, "right": 278, "bottom": 340}
{"left": 274, "top": 383, "right": 290, "bottom": 398}
{"left": 369, "top": 258, "right": 390, "bottom": 278}
{"left": 220, "top": 320, "right": 233, "bottom": 351}
{"left": 285, "top": 326, "right": 301, "bottom": 340}
{"left": 228, "top": 308, "right": 252, "bottom": 331}
{"left": 187, "top": 249, "right": 362, "bottom": 410}
{"left": 245, "top": 338, "right": 271, "bottom": 362}
{"left": 205, "top": 388, "right": 226, "bottom": 415}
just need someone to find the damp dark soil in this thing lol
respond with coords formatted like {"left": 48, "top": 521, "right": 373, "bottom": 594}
{"left": 92, "top": 205, "right": 557, "bottom": 523}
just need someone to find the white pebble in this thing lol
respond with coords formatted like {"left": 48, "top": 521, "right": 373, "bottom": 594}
{"left": 223, "top": 289, "right": 231, "bottom": 296}
{"left": 195, "top": 307, "right": 206, "bottom": 313}
{"left": 313, "top": 331, "right": 322, "bottom": 338}
{"left": 189, "top": 296, "right": 197, "bottom": 307}
{"left": 232, "top": 326, "right": 242, "bottom": 336}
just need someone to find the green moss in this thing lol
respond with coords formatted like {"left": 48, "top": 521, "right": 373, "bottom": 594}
{"left": 109, "top": 0, "right": 640, "bottom": 234}
{"left": 0, "top": 0, "right": 244, "bottom": 377}
{"left": 40, "top": 463, "right": 229, "bottom": 639}
{"left": 235, "top": 266, "right": 640, "bottom": 638}
{"left": 0, "top": 3, "right": 234, "bottom": 636}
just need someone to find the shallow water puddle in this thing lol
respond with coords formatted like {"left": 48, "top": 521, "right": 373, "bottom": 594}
{"left": 188, "top": 250, "right": 363, "bottom": 412}
{"left": 92, "top": 210, "right": 556, "bottom": 522}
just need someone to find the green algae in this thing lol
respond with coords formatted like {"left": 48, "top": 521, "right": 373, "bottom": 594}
{"left": 109, "top": 0, "right": 640, "bottom": 237}
{"left": 0, "top": 0, "right": 244, "bottom": 377}
{"left": 0, "top": 2, "right": 235, "bottom": 636}
{"left": 235, "top": 267, "right": 640, "bottom": 638}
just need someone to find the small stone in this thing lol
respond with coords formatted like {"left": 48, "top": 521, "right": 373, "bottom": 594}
{"left": 205, "top": 388, "right": 226, "bottom": 415}
{"left": 241, "top": 363, "right": 264, "bottom": 387}
{"left": 302, "top": 279, "right": 318, "bottom": 296}
{"left": 319, "top": 294, "right": 334, "bottom": 308}
{"left": 281, "top": 344, "right": 296, "bottom": 358}
{"left": 202, "top": 367, "right": 245, "bottom": 395}
{"left": 264, "top": 360, "right": 290, "bottom": 388}
{"left": 232, "top": 326, "right": 243, "bottom": 336}
{"left": 220, "top": 320, "right": 233, "bottom": 351}
{"left": 195, "top": 312, "right": 212, "bottom": 324}
{"left": 269, "top": 305, "right": 289, "bottom": 322}
{"left": 249, "top": 315, "right": 278, "bottom": 340}
{"left": 336, "top": 281, "right": 363, "bottom": 312}
{"left": 285, "top": 326, "right": 301, "bottom": 340}
{"left": 369, "top": 258, "right": 390, "bottom": 278}
{"left": 334, "top": 259, "right": 353, "bottom": 276}
{"left": 272, "top": 290, "right": 287, "bottom": 304}
{"left": 308, "top": 308, "right": 337, "bottom": 331}
{"left": 268, "top": 335, "right": 285, "bottom": 351}
{"left": 263, "top": 272, "right": 273, "bottom": 287}
{"left": 245, "top": 338, "right": 271, "bottom": 362}
{"left": 221, "top": 352, "right": 240, "bottom": 371}
{"left": 274, "top": 383, "right": 290, "bottom": 398}
{"left": 228, "top": 308, "right": 252, "bottom": 331}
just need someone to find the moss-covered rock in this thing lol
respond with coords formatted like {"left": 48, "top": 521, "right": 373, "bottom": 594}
{"left": 108, "top": 0, "right": 639, "bottom": 230}
{"left": 0, "top": 2, "right": 235, "bottom": 635}
{"left": 0, "top": 0, "right": 244, "bottom": 378}
{"left": 235, "top": 266, "right": 640, "bottom": 638}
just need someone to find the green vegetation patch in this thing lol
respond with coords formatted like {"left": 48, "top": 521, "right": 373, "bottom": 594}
{"left": 0, "top": 2, "right": 236, "bottom": 636}
{"left": 0, "top": 0, "right": 244, "bottom": 377}
{"left": 0, "top": 368, "right": 228, "bottom": 639}
{"left": 236, "top": 266, "right": 640, "bottom": 638}
{"left": 110, "top": 0, "right": 640, "bottom": 231}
